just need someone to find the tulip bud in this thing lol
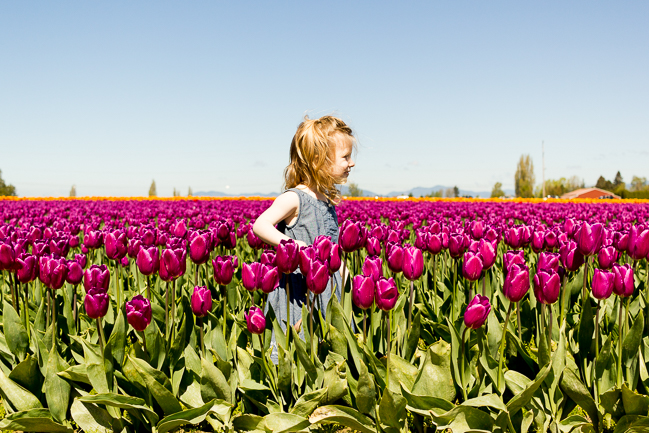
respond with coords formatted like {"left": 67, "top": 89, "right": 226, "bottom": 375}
{"left": 449, "top": 233, "right": 468, "bottom": 258}
{"left": 306, "top": 258, "right": 329, "bottom": 294}
{"left": 246, "top": 230, "right": 263, "bottom": 249}
{"left": 612, "top": 263, "right": 634, "bottom": 297}
{"left": 544, "top": 231, "right": 558, "bottom": 250}
{"left": 427, "top": 233, "right": 443, "bottom": 255}
{"left": 245, "top": 306, "right": 266, "bottom": 334}
{"left": 127, "top": 238, "right": 142, "bottom": 259}
{"left": 339, "top": 220, "right": 365, "bottom": 253}
{"left": 597, "top": 245, "right": 618, "bottom": 270}
{"left": 136, "top": 246, "right": 160, "bottom": 276}
{"left": 66, "top": 259, "right": 84, "bottom": 285}
{"left": 352, "top": 275, "right": 375, "bottom": 310}
{"left": 85, "top": 288, "right": 110, "bottom": 319}
{"left": 39, "top": 256, "right": 68, "bottom": 290}
{"left": 83, "top": 264, "right": 110, "bottom": 293}
{"left": 575, "top": 222, "right": 604, "bottom": 257}
{"left": 503, "top": 263, "right": 530, "bottom": 303}
{"left": 16, "top": 254, "right": 38, "bottom": 284}
{"left": 105, "top": 230, "right": 128, "bottom": 260}
{"left": 49, "top": 236, "right": 70, "bottom": 257}
{"left": 299, "top": 246, "right": 317, "bottom": 276}
{"left": 560, "top": 241, "right": 585, "bottom": 272}
{"left": 402, "top": 246, "right": 424, "bottom": 281}
{"left": 191, "top": 286, "right": 212, "bottom": 317}
{"left": 628, "top": 225, "right": 649, "bottom": 261}
{"left": 365, "top": 236, "right": 382, "bottom": 256}
{"left": 212, "top": 255, "right": 237, "bottom": 286}
{"left": 160, "top": 248, "right": 186, "bottom": 281}
{"left": 189, "top": 230, "right": 212, "bottom": 265}
{"left": 478, "top": 239, "right": 497, "bottom": 270}
{"left": 260, "top": 250, "right": 276, "bottom": 266}
{"left": 504, "top": 226, "right": 524, "bottom": 249}
{"left": 259, "top": 264, "right": 280, "bottom": 294}
{"left": 171, "top": 219, "right": 187, "bottom": 239}
{"left": 386, "top": 243, "right": 404, "bottom": 273}
{"left": 531, "top": 231, "right": 545, "bottom": 253}
{"left": 592, "top": 269, "right": 615, "bottom": 300}
{"left": 613, "top": 231, "right": 629, "bottom": 253}
{"left": 533, "top": 269, "right": 561, "bottom": 304}
{"left": 126, "top": 295, "right": 152, "bottom": 331}
{"left": 463, "top": 294, "right": 491, "bottom": 329}
{"left": 276, "top": 239, "right": 300, "bottom": 274}
{"left": 362, "top": 255, "right": 383, "bottom": 282}
{"left": 242, "top": 262, "right": 261, "bottom": 291}
{"left": 503, "top": 250, "right": 525, "bottom": 273}
{"left": 83, "top": 230, "right": 103, "bottom": 249}
{"left": 328, "top": 244, "right": 342, "bottom": 273}
{"left": 375, "top": 277, "right": 398, "bottom": 311}
{"left": 470, "top": 221, "right": 484, "bottom": 240}
{"left": 462, "top": 251, "right": 483, "bottom": 281}
{"left": 314, "top": 235, "right": 333, "bottom": 262}
{"left": 0, "top": 241, "right": 16, "bottom": 271}
{"left": 537, "top": 252, "right": 560, "bottom": 273}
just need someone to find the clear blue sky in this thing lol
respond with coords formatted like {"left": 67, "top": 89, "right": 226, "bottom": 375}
{"left": 2, "top": 1, "right": 648, "bottom": 197}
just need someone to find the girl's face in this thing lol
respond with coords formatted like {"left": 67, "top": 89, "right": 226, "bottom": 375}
{"left": 331, "top": 134, "right": 355, "bottom": 184}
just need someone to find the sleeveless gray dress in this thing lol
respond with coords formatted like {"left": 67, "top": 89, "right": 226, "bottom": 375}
{"left": 266, "top": 188, "right": 343, "bottom": 362}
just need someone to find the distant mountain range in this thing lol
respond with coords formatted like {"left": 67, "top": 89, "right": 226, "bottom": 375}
{"left": 195, "top": 185, "right": 515, "bottom": 198}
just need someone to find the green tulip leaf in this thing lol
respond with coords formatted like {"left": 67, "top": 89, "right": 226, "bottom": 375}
{"left": 78, "top": 392, "right": 159, "bottom": 426}
{"left": 309, "top": 405, "right": 376, "bottom": 433}
{"left": 560, "top": 368, "right": 600, "bottom": 433}
{"left": 70, "top": 397, "right": 114, "bottom": 433}
{"left": 290, "top": 387, "right": 327, "bottom": 417}
{"left": 8, "top": 354, "right": 41, "bottom": 398}
{"left": 157, "top": 398, "right": 231, "bottom": 433}
{"left": 400, "top": 383, "right": 455, "bottom": 417}
{"left": 0, "top": 408, "right": 73, "bottom": 432}
{"left": 3, "top": 301, "right": 28, "bottom": 361}
{"left": 506, "top": 362, "right": 551, "bottom": 416}
{"left": 45, "top": 346, "right": 71, "bottom": 423}
{"left": 263, "top": 412, "right": 311, "bottom": 433}
{"left": 356, "top": 362, "right": 377, "bottom": 416}
{"left": 411, "top": 340, "right": 456, "bottom": 402}
{"left": 0, "top": 365, "right": 42, "bottom": 412}
{"left": 127, "top": 355, "right": 182, "bottom": 415}
{"left": 378, "top": 387, "right": 407, "bottom": 433}
{"left": 623, "top": 311, "right": 644, "bottom": 362}
{"left": 106, "top": 308, "right": 126, "bottom": 366}
{"left": 462, "top": 393, "right": 507, "bottom": 412}
{"left": 578, "top": 299, "right": 594, "bottom": 359}
{"left": 621, "top": 384, "right": 649, "bottom": 416}
{"left": 430, "top": 405, "right": 494, "bottom": 433}
{"left": 404, "top": 311, "right": 421, "bottom": 362}
{"left": 232, "top": 413, "right": 266, "bottom": 433}
{"left": 200, "top": 356, "right": 233, "bottom": 405}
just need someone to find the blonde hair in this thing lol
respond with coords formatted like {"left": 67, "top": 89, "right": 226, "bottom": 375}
{"left": 283, "top": 115, "right": 355, "bottom": 205}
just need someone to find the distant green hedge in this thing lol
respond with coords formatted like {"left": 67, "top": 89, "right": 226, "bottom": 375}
{"left": 620, "top": 190, "right": 649, "bottom": 199}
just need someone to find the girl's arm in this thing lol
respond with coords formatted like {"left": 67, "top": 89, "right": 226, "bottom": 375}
{"left": 253, "top": 192, "right": 307, "bottom": 248}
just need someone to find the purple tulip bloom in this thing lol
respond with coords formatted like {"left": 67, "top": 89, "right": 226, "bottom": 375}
{"left": 366, "top": 236, "right": 382, "bottom": 256}
{"left": 212, "top": 255, "right": 237, "bottom": 286}
{"left": 386, "top": 243, "right": 404, "bottom": 273}
{"left": 503, "top": 250, "right": 525, "bottom": 273}
{"left": 533, "top": 269, "right": 561, "bottom": 305}
{"left": 560, "top": 241, "right": 585, "bottom": 272}
{"left": 306, "top": 258, "right": 329, "bottom": 294}
{"left": 242, "top": 262, "right": 261, "bottom": 291}
{"left": 478, "top": 239, "right": 496, "bottom": 270}
{"left": 592, "top": 269, "right": 615, "bottom": 300}
{"left": 362, "top": 255, "right": 384, "bottom": 282}
{"left": 375, "top": 277, "right": 398, "bottom": 311}
{"left": 352, "top": 274, "right": 375, "bottom": 310}
{"left": 463, "top": 294, "right": 491, "bottom": 329}
{"left": 39, "top": 256, "right": 68, "bottom": 290}
{"left": 328, "top": 244, "right": 342, "bottom": 273}
{"left": 259, "top": 264, "right": 280, "bottom": 294}
{"left": 66, "top": 259, "right": 84, "bottom": 285}
{"left": 462, "top": 251, "right": 483, "bottom": 281}
{"left": 260, "top": 250, "right": 276, "bottom": 266}
{"left": 503, "top": 263, "right": 530, "bottom": 303}
{"left": 276, "top": 239, "right": 300, "bottom": 274}
{"left": 612, "top": 263, "right": 634, "bottom": 297}
{"left": 105, "top": 230, "right": 128, "bottom": 260}
{"left": 597, "top": 245, "right": 618, "bottom": 270}
{"left": 538, "top": 252, "right": 561, "bottom": 274}
{"left": 126, "top": 295, "right": 152, "bottom": 331}
{"left": 85, "top": 288, "right": 109, "bottom": 319}
{"left": 83, "top": 264, "right": 110, "bottom": 293}
{"left": 191, "top": 286, "right": 212, "bottom": 317}
{"left": 299, "top": 246, "right": 317, "bottom": 276}
{"left": 245, "top": 306, "right": 266, "bottom": 335}
{"left": 16, "top": 254, "right": 38, "bottom": 284}
{"left": 575, "top": 222, "right": 604, "bottom": 257}
{"left": 0, "top": 241, "right": 16, "bottom": 271}
{"left": 628, "top": 225, "right": 649, "bottom": 261}
{"left": 402, "top": 245, "right": 424, "bottom": 281}
{"left": 160, "top": 248, "right": 186, "bottom": 281}
{"left": 189, "top": 231, "right": 212, "bottom": 265}
{"left": 136, "top": 246, "right": 160, "bottom": 276}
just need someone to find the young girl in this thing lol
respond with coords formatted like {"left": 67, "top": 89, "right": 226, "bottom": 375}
{"left": 253, "top": 115, "right": 356, "bottom": 357}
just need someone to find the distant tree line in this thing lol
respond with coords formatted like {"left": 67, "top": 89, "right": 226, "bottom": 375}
{"left": 0, "top": 170, "right": 16, "bottom": 196}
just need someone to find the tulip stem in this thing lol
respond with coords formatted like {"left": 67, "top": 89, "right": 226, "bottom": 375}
{"left": 73, "top": 285, "right": 78, "bottom": 334}
{"left": 516, "top": 301, "right": 522, "bottom": 341}
{"left": 199, "top": 317, "right": 205, "bottom": 358}
{"left": 285, "top": 277, "right": 291, "bottom": 346}
{"left": 115, "top": 263, "right": 121, "bottom": 310}
{"left": 582, "top": 257, "right": 589, "bottom": 301}
{"left": 559, "top": 275, "right": 567, "bottom": 326}
{"left": 22, "top": 283, "right": 30, "bottom": 341}
{"left": 386, "top": 310, "right": 392, "bottom": 388}
{"left": 595, "top": 300, "right": 601, "bottom": 359}
{"left": 432, "top": 255, "right": 437, "bottom": 314}
{"left": 548, "top": 305, "right": 553, "bottom": 346}
{"left": 341, "top": 253, "right": 348, "bottom": 306}
{"left": 171, "top": 279, "right": 176, "bottom": 341}
{"left": 452, "top": 259, "right": 458, "bottom": 320}
{"left": 460, "top": 327, "right": 469, "bottom": 401}
{"left": 407, "top": 280, "right": 414, "bottom": 331}
{"left": 363, "top": 309, "right": 367, "bottom": 344}
{"left": 309, "top": 291, "right": 315, "bottom": 363}
{"left": 222, "top": 284, "right": 227, "bottom": 339}
{"left": 617, "top": 298, "right": 624, "bottom": 388}
{"left": 165, "top": 282, "right": 169, "bottom": 338}
{"left": 9, "top": 272, "right": 18, "bottom": 315}
{"left": 52, "top": 290, "right": 57, "bottom": 350}
{"left": 146, "top": 275, "right": 151, "bottom": 300}
{"left": 97, "top": 318, "right": 105, "bottom": 353}
{"left": 497, "top": 302, "right": 514, "bottom": 391}
{"left": 482, "top": 274, "right": 486, "bottom": 297}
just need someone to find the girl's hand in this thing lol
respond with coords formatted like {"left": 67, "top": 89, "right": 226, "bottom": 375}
{"left": 252, "top": 192, "right": 300, "bottom": 247}
{"left": 295, "top": 240, "right": 308, "bottom": 249}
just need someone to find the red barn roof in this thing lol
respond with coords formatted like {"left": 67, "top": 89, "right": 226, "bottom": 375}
{"left": 560, "top": 188, "right": 621, "bottom": 199}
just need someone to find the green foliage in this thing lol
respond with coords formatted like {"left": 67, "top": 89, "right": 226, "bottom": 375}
{"left": 515, "top": 154, "right": 535, "bottom": 198}
{"left": 347, "top": 183, "right": 363, "bottom": 197}
{"left": 0, "top": 170, "right": 16, "bottom": 196}
{"left": 536, "top": 176, "right": 584, "bottom": 197}
{"left": 149, "top": 180, "right": 157, "bottom": 197}
{"left": 69, "top": 185, "right": 77, "bottom": 197}
{"left": 491, "top": 182, "right": 505, "bottom": 198}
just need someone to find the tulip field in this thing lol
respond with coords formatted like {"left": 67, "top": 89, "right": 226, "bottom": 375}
{"left": 1, "top": 197, "right": 649, "bottom": 433}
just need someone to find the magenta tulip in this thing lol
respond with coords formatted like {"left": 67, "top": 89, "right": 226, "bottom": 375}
{"left": 16, "top": 254, "right": 38, "bottom": 283}
{"left": 126, "top": 295, "right": 152, "bottom": 331}
{"left": 463, "top": 294, "right": 491, "bottom": 329}
{"left": 105, "top": 230, "right": 127, "bottom": 260}
{"left": 362, "top": 255, "right": 383, "bottom": 282}
{"left": 478, "top": 239, "right": 497, "bottom": 270}
{"left": 503, "top": 263, "right": 530, "bottom": 303}
{"left": 375, "top": 277, "right": 398, "bottom": 311}
{"left": 66, "top": 259, "right": 84, "bottom": 285}
{"left": 366, "top": 236, "right": 382, "bottom": 256}
{"left": 503, "top": 250, "right": 525, "bottom": 273}
{"left": 575, "top": 222, "right": 604, "bottom": 257}
{"left": 352, "top": 275, "right": 375, "bottom": 310}
{"left": 85, "top": 288, "right": 109, "bottom": 319}
{"left": 276, "top": 239, "right": 300, "bottom": 274}
{"left": 306, "top": 258, "right": 329, "bottom": 294}
{"left": 402, "top": 246, "right": 424, "bottom": 281}
{"left": 191, "top": 286, "right": 212, "bottom": 317}
{"left": 260, "top": 251, "right": 276, "bottom": 266}
{"left": 628, "top": 225, "right": 649, "bottom": 261}
{"left": 560, "top": 241, "right": 585, "bottom": 272}
{"left": 136, "top": 246, "right": 159, "bottom": 276}
{"left": 597, "top": 246, "right": 618, "bottom": 270}
{"left": 242, "top": 262, "right": 261, "bottom": 291}
{"left": 612, "top": 264, "right": 634, "bottom": 297}
{"left": 39, "top": 256, "right": 67, "bottom": 290}
{"left": 462, "top": 251, "right": 483, "bottom": 281}
{"left": 386, "top": 243, "right": 404, "bottom": 273}
{"left": 328, "top": 244, "right": 342, "bottom": 273}
{"left": 538, "top": 252, "right": 561, "bottom": 273}
{"left": 189, "top": 231, "right": 212, "bottom": 265}
{"left": 212, "top": 255, "right": 238, "bottom": 286}
{"left": 83, "top": 264, "right": 110, "bottom": 293}
{"left": 592, "top": 269, "right": 615, "bottom": 300}
{"left": 259, "top": 264, "right": 280, "bottom": 294}
{"left": 245, "top": 306, "right": 266, "bottom": 334}
{"left": 533, "top": 269, "right": 561, "bottom": 304}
